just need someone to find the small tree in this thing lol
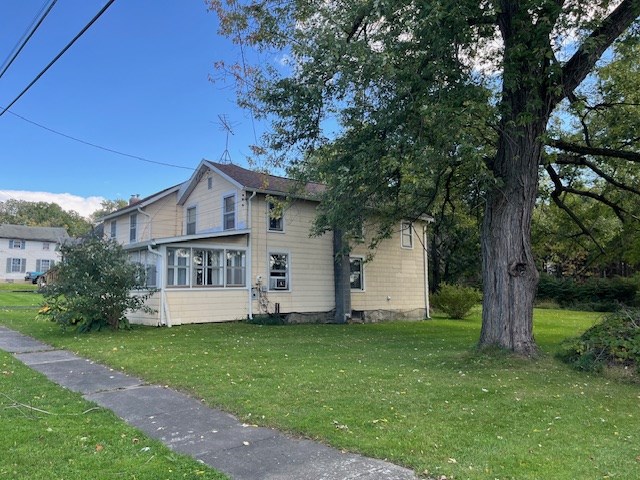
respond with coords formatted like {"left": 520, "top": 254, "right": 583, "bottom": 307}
{"left": 40, "top": 237, "right": 154, "bottom": 332}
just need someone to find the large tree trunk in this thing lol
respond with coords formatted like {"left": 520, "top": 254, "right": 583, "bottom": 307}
{"left": 480, "top": 125, "right": 543, "bottom": 355}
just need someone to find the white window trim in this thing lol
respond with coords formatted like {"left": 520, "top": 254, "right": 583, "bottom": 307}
{"left": 349, "top": 256, "right": 365, "bottom": 292}
{"left": 130, "top": 213, "right": 138, "bottom": 243}
{"left": 267, "top": 200, "right": 285, "bottom": 233}
{"left": 222, "top": 192, "right": 237, "bottom": 231}
{"left": 268, "top": 251, "right": 291, "bottom": 292}
{"left": 110, "top": 221, "right": 117, "bottom": 239}
{"left": 401, "top": 222, "right": 413, "bottom": 249}
{"left": 165, "top": 246, "right": 247, "bottom": 289}
{"left": 186, "top": 205, "right": 197, "bottom": 235}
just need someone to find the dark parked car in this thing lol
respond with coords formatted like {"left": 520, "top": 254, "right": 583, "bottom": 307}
{"left": 25, "top": 271, "right": 44, "bottom": 284}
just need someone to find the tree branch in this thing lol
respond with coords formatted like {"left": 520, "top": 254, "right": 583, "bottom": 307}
{"left": 547, "top": 138, "right": 640, "bottom": 163}
{"left": 545, "top": 165, "right": 606, "bottom": 253}
{"left": 553, "top": 154, "right": 640, "bottom": 196}
{"left": 553, "top": 0, "right": 640, "bottom": 106}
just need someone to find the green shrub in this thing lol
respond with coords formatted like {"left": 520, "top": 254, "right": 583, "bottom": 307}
{"left": 557, "top": 308, "right": 640, "bottom": 374}
{"left": 246, "top": 314, "right": 287, "bottom": 325}
{"left": 431, "top": 283, "right": 482, "bottom": 319}
{"left": 536, "top": 274, "right": 639, "bottom": 311}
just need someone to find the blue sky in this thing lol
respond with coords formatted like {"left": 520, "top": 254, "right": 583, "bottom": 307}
{"left": 0, "top": 0, "right": 264, "bottom": 217}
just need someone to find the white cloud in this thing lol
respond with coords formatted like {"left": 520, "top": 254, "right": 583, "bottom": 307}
{"left": 0, "top": 190, "right": 105, "bottom": 219}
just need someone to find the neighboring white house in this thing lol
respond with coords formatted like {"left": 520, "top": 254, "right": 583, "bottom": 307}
{"left": 100, "top": 160, "right": 430, "bottom": 325}
{"left": 0, "top": 224, "right": 69, "bottom": 283}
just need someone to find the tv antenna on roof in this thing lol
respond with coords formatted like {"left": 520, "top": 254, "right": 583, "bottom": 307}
{"left": 216, "top": 114, "right": 238, "bottom": 164}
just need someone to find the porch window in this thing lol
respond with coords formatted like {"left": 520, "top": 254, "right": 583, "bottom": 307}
{"left": 193, "top": 249, "right": 223, "bottom": 286}
{"left": 167, "top": 248, "right": 190, "bottom": 286}
{"left": 226, "top": 250, "right": 246, "bottom": 286}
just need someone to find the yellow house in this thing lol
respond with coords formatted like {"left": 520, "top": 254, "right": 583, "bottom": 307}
{"left": 100, "top": 160, "right": 430, "bottom": 326}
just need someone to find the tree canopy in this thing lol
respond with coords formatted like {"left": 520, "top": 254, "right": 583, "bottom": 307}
{"left": 211, "top": 0, "right": 640, "bottom": 354}
{"left": 0, "top": 199, "right": 92, "bottom": 237}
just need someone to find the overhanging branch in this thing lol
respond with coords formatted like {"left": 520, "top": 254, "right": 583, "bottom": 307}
{"left": 547, "top": 138, "right": 640, "bottom": 163}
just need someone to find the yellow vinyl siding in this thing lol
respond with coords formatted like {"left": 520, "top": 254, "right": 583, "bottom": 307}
{"left": 181, "top": 171, "right": 247, "bottom": 233}
{"left": 350, "top": 224, "right": 427, "bottom": 313}
{"left": 250, "top": 195, "right": 335, "bottom": 313}
{"left": 165, "top": 289, "right": 248, "bottom": 324}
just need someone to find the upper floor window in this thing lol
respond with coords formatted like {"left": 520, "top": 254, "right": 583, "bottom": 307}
{"left": 401, "top": 222, "right": 413, "bottom": 249}
{"left": 110, "top": 221, "right": 117, "bottom": 239}
{"left": 350, "top": 257, "right": 364, "bottom": 291}
{"left": 207, "top": 177, "right": 213, "bottom": 190}
{"left": 223, "top": 194, "right": 235, "bottom": 230}
{"left": 186, "top": 206, "right": 197, "bottom": 235}
{"left": 130, "top": 214, "right": 137, "bottom": 242}
{"left": 268, "top": 201, "right": 284, "bottom": 232}
{"left": 269, "top": 253, "right": 289, "bottom": 290}
{"left": 43, "top": 242, "right": 50, "bottom": 250}
{"left": 9, "top": 239, "right": 25, "bottom": 249}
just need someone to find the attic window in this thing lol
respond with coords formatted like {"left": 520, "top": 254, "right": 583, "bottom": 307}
{"left": 208, "top": 177, "right": 213, "bottom": 190}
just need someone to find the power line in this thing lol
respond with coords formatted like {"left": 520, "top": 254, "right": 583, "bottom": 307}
{"left": 0, "top": 0, "right": 117, "bottom": 118}
{"left": 3, "top": 108, "right": 194, "bottom": 171}
{"left": 0, "top": 0, "right": 59, "bottom": 80}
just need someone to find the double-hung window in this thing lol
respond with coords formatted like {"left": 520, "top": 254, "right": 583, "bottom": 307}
{"left": 401, "top": 222, "right": 413, "bottom": 248}
{"left": 36, "top": 259, "right": 53, "bottom": 272}
{"left": 349, "top": 257, "right": 364, "bottom": 291}
{"left": 223, "top": 195, "right": 235, "bottom": 230}
{"left": 43, "top": 242, "right": 50, "bottom": 251}
{"left": 186, "top": 206, "right": 197, "bottom": 235}
{"left": 9, "top": 239, "right": 25, "bottom": 249}
{"left": 110, "top": 221, "right": 117, "bottom": 239}
{"left": 6, "top": 258, "right": 26, "bottom": 273}
{"left": 268, "top": 201, "right": 284, "bottom": 232}
{"left": 167, "top": 248, "right": 190, "bottom": 286}
{"left": 130, "top": 214, "right": 138, "bottom": 242}
{"left": 193, "top": 249, "right": 223, "bottom": 286}
{"left": 269, "top": 253, "right": 289, "bottom": 290}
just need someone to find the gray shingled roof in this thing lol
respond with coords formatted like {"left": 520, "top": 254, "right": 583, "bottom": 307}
{"left": 0, "top": 224, "right": 70, "bottom": 242}
{"left": 209, "top": 161, "right": 326, "bottom": 197}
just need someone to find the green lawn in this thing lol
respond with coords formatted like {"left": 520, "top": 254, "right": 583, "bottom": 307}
{"left": 1, "top": 287, "right": 638, "bottom": 479}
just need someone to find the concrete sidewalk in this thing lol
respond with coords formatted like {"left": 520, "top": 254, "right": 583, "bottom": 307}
{"left": 0, "top": 326, "right": 418, "bottom": 480}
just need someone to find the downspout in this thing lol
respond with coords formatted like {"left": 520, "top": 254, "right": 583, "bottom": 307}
{"left": 246, "top": 191, "right": 257, "bottom": 320}
{"left": 147, "top": 244, "right": 169, "bottom": 327}
{"left": 423, "top": 224, "right": 431, "bottom": 319}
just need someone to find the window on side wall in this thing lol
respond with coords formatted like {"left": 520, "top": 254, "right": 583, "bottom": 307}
{"left": 223, "top": 195, "right": 235, "bottom": 230}
{"left": 130, "top": 214, "right": 138, "bottom": 242}
{"left": 269, "top": 253, "right": 289, "bottom": 290}
{"left": 350, "top": 257, "right": 364, "bottom": 291}
{"left": 186, "top": 206, "right": 197, "bottom": 235}
{"left": 401, "top": 222, "right": 413, "bottom": 249}
{"left": 166, "top": 248, "right": 190, "bottom": 286}
{"left": 226, "top": 250, "right": 246, "bottom": 286}
{"left": 110, "top": 221, "right": 117, "bottom": 239}
{"left": 268, "top": 201, "right": 284, "bottom": 232}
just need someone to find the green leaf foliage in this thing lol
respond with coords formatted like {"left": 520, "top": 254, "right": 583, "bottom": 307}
{"left": 431, "top": 283, "right": 482, "bottom": 319}
{"left": 557, "top": 308, "right": 640, "bottom": 375}
{"left": 40, "top": 238, "right": 154, "bottom": 332}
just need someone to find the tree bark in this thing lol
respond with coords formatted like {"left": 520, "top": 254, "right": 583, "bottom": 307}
{"left": 480, "top": 124, "right": 543, "bottom": 355}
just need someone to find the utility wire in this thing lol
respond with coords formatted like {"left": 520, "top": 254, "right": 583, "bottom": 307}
{"left": 3, "top": 108, "right": 195, "bottom": 171}
{"left": 0, "top": 0, "right": 117, "bottom": 118}
{"left": 0, "top": 0, "right": 59, "bottom": 80}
